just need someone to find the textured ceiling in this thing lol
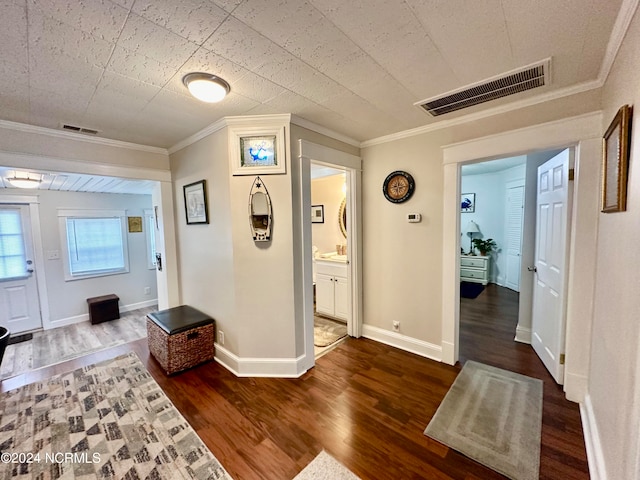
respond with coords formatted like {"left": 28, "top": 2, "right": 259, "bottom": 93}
{"left": 0, "top": 0, "right": 627, "bottom": 149}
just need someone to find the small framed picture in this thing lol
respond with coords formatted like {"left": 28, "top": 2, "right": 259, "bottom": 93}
{"left": 311, "top": 205, "right": 324, "bottom": 223}
{"left": 183, "top": 180, "right": 209, "bottom": 225}
{"left": 602, "top": 105, "right": 632, "bottom": 213}
{"left": 229, "top": 125, "right": 286, "bottom": 175}
{"left": 127, "top": 216, "right": 142, "bottom": 233}
{"left": 461, "top": 193, "right": 475, "bottom": 213}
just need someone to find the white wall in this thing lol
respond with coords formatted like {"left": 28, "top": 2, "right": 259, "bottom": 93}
{"left": 587, "top": 5, "right": 640, "bottom": 480}
{"left": 0, "top": 189, "right": 157, "bottom": 326}
{"left": 311, "top": 173, "right": 346, "bottom": 254}
{"left": 460, "top": 162, "right": 525, "bottom": 284}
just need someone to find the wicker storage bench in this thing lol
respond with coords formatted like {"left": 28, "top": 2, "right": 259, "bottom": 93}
{"left": 147, "top": 305, "right": 215, "bottom": 375}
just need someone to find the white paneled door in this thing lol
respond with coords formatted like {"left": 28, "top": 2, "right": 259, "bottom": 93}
{"left": 531, "top": 150, "right": 572, "bottom": 384}
{"left": 0, "top": 205, "right": 42, "bottom": 334}
{"left": 505, "top": 184, "right": 524, "bottom": 291}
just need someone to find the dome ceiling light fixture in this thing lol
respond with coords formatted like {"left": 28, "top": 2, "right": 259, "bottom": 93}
{"left": 7, "top": 172, "right": 42, "bottom": 189}
{"left": 182, "top": 72, "right": 230, "bottom": 103}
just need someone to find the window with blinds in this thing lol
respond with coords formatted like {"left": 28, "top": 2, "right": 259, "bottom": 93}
{"left": 0, "top": 208, "right": 26, "bottom": 280}
{"left": 58, "top": 209, "right": 129, "bottom": 280}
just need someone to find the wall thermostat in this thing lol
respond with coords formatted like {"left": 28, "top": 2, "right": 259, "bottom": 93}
{"left": 407, "top": 213, "right": 422, "bottom": 223}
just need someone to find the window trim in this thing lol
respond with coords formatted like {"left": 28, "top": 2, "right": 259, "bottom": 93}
{"left": 144, "top": 209, "right": 156, "bottom": 270}
{"left": 58, "top": 209, "right": 130, "bottom": 281}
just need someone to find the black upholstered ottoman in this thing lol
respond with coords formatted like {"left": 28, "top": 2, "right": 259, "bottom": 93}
{"left": 147, "top": 305, "right": 215, "bottom": 375}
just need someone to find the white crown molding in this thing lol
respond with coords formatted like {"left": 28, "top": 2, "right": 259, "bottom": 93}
{"left": 0, "top": 119, "right": 168, "bottom": 155}
{"left": 291, "top": 115, "right": 361, "bottom": 148}
{"left": 168, "top": 114, "right": 293, "bottom": 155}
{"left": 598, "top": 0, "right": 640, "bottom": 84}
{"left": 361, "top": 79, "right": 603, "bottom": 148}
{"left": 168, "top": 117, "right": 227, "bottom": 154}
{"left": 441, "top": 111, "right": 603, "bottom": 164}
{"left": 224, "top": 113, "right": 291, "bottom": 126}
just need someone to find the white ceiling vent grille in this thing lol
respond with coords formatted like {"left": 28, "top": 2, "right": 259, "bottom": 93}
{"left": 62, "top": 124, "right": 99, "bottom": 135}
{"left": 416, "top": 59, "right": 551, "bottom": 116}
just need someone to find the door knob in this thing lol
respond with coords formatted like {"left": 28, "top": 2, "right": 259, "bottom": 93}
{"left": 27, "top": 268, "right": 34, "bottom": 273}
{"left": 527, "top": 266, "right": 537, "bottom": 272}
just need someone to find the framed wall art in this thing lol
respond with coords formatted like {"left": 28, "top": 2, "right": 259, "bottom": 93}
{"left": 183, "top": 180, "right": 209, "bottom": 224}
{"left": 461, "top": 193, "right": 476, "bottom": 213}
{"left": 602, "top": 104, "right": 632, "bottom": 213}
{"left": 127, "top": 216, "right": 142, "bottom": 233}
{"left": 311, "top": 205, "right": 324, "bottom": 223}
{"left": 229, "top": 124, "right": 286, "bottom": 175}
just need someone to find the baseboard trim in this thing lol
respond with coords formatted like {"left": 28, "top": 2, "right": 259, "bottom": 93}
{"left": 120, "top": 299, "right": 157, "bottom": 312}
{"left": 214, "top": 344, "right": 309, "bottom": 378}
{"left": 514, "top": 324, "right": 532, "bottom": 344}
{"left": 564, "top": 372, "right": 588, "bottom": 403}
{"left": 581, "top": 394, "right": 607, "bottom": 480}
{"left": 46, "top": 299, "right": 158, "bottom": 330}
{"left": 362, "top": 324, "right": 442, "bottom": 362}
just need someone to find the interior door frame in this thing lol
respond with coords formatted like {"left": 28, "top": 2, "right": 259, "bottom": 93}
{"left": 0, "top": 194, "right": 49, "bottom": 330}
{"left": 0, "top": 150, "right": 178, "bottom": 322}
{"left": 440, "top": 112, "right": 602, "bottom": 401}
{"left": 298, "top": 140, "right": 362, "bottom": 367}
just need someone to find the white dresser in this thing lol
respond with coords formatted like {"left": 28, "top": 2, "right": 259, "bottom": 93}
{"left": 460, "top": 255, "right": 489, "bottom": 285}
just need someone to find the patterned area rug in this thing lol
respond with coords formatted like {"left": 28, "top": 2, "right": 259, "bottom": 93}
{"left": 0, "top": 352, "right": 232, "bottom": 479}
{"left": 294, "top": 451, "right": 360, "bottom": 479}
{"left": 314, "top": 317, "right": 347, "bottom": 347}
{"left": 424, "top": 361, "right": 543, "bottom": 480}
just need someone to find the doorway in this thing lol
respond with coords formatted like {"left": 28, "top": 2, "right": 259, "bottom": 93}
{"left": 441, "top": 112, "right": 601, "bottom": 401}
{"left": 298, "top": 139, "right": 362, "bottom": 368}
{"left": 458, "top": 149, "right": 568, "bottom": 379}
{"left": 0, "top": 198, "right": 46, "bottom": 334}
{"left": 310, "top": 163, "right": 348, "bottom": 356}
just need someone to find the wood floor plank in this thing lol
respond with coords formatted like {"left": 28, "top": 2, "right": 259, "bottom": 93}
{"left": 0, "top": 285, "right": 589, "bottom": 479}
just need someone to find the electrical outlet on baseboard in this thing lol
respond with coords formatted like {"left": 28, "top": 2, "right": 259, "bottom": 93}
{"left": 218, "top": 331, "right": 225, "bottom": 345}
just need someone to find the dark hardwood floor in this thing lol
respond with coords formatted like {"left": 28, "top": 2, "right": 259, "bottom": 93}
{"left": 1, "top": 284, "right": 589, "bottom": 479}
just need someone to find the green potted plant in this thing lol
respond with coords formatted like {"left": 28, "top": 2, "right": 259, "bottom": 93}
{"left": 472, "top": 238, "right": 497, "bottom": 256}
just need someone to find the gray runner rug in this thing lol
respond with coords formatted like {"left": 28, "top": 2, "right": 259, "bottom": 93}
{"left": 424, "top": 361, "right": 543, "bottom": 480}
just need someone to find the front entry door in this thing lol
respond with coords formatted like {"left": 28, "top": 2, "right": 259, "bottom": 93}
{"left": 531, "top": 149, "right": 572, "bottom": 384}
{"left": 0, "top": 205, "right": 42, "bottom": 333}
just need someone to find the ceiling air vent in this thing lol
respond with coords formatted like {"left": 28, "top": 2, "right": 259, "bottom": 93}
{"left": 62, "top": 124, "right": 99, "bottom": 135}
{"left": 416, "top": 59, "right": 551, "bottom": 117}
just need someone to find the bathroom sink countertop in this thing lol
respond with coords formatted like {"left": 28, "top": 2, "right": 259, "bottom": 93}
{"left": 317, "top": 253, "right": 348, "bottom": 263}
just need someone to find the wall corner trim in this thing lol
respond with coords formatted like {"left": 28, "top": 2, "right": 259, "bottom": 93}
{"left": 362, "top": 324, "right": 442, "bottom": 362}
{"left": 581, "top": 394, "right": 608, "bottom": 480}
{"left": 214, "top": 344, "right": 309, "bottom": 378}
{"left": 514, "top": 325, "right": 532, "bottom": 344}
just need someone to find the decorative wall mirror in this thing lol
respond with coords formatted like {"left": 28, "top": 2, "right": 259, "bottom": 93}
{"left": 338, "top": 198, "right": 347, "bottom": 238}
{"left": 249, "top": 176, "right": 272, "bottom": 242}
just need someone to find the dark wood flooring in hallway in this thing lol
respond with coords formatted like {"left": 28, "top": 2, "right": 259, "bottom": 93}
{"left": 1, "top": 284, "right": 589, "bottom": 479}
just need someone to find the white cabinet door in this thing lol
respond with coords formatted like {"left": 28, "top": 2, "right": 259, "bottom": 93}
{"left": 334, "top": 276, "right": 349, "bottom": 321}
{"left": 315, "top": 273, "right": 334, "bottom": 317}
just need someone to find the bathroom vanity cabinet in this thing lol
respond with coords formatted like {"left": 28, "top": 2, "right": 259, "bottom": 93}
{"left": 315, "top": 259, "right": 348, "bottom": 321}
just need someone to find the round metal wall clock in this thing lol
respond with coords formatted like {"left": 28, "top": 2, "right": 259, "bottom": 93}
{"left": 383, "top": 170, "right": 415, "bottom": 203}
